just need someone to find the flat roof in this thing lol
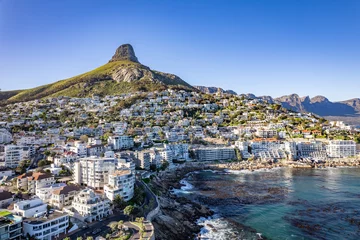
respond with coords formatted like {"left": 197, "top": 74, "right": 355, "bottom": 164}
{"left": 23, "top": 211, "right": 67, "bottom": 225}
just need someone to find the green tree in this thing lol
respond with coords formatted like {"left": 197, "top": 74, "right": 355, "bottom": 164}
{"left": 86, "top": 237, "right": 93, "bottom": 240}
{"left": 113, "top": 195, "right": 125, "bottom": 209}
{"left": 38, "top": 160, "right": 47, "bottom": 167}
{"left": 124, "top": 205, "right": 135, "bottom": 221}
{"left": 76, "top": 237, "right": 83, "bottom": 240}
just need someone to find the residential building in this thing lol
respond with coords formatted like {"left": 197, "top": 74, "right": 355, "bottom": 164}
{"left": 0, "top": 189, "right": 13, "bottom": 208}
{"left": 14, "top": 199, "right": 70, "bottom": 240}
{"left": 0, "top": 210, "right": 22, "bottom": 240}
{"left": 192, "top": 146, "right": 236, "bottom": 161}
{"left": 17, "top": 172, "right": 55, "bottom": 194}
{"left": 35, "top": 183, "right": 67, "bottom": 203}
{"left": 50, "top": 185, "right": 82, "bottom": 210}
{"left": 297, "top": 141, "right": 327, "bottom": 158}
{"left": 3, "top": 145, "right": 22, "bottom": 168}
{"left": 134, "top": 151, "right": 150, "bottom": 170}
{"left": 327, "top": 140, "right": 357, "bottom": 158}
{"left": 104, "top": 169, "right": 135, "bottom": 201}
{"left": 71, "top": 189, "right": 112, "bottom": 223}
{"left": 0, "top": 129, "right": 12, "bottom": 144}
{"left": 73, "top": 155, "right": 116, "bottom": 190}
{"left": 108, "top": 135, "right": 134, "bottom": 150}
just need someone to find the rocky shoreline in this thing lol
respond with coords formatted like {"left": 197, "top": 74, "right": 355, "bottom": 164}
{"left": 149, "top": 159, "right": 360, "bottom": 239}
{"left": 149, "top": 163, "right": 219, "bottom": 240}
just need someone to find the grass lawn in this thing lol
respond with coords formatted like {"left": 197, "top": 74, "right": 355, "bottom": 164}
{"left": 0, "top": 210, "right": 11, "bottom": 217}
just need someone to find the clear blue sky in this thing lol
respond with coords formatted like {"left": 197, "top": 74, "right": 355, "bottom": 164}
{"left": 0, "top": 0, "right": 359, "bottom": 101}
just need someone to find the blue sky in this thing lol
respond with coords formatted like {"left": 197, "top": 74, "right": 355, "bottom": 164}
{"left": 0, "top": 0, "right": 359, "bottom": 101}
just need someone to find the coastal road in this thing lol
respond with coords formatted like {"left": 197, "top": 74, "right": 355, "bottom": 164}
{"left": 136, "top": 179, "right": 158, "bottom": 217}
{"left": 68, "top": 212, "right": 129, "bottom": 240}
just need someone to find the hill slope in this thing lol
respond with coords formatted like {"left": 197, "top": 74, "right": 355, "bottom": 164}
{"left": 0, "top": 44, "right": 193, "bottom": 104}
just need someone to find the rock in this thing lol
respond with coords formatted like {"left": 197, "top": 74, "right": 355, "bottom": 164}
{"left": 109, "top": 44, "right": 140, "bottom": 63}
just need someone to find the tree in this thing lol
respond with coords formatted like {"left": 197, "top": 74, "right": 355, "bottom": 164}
{"left": 76, "top": 237, "right": 83, "bottom": 240}
{"left": 63, "top": 238, "right": 70, "bottom": 240}
{"left": 109, "top": 222, "right": 118, "bottom": 233}
{"left": 38, "top": 160, "right": 47, "bottom": 167}
{"left": 86, "top": 237, "right": 93, "bottom": 240}
{"left": 113, "top": 195, "right": 125, "bottom": 209}
{"left": 118, "top": 220, "right": 124, "bottom": 231}
{"left": 80, "top": 135, "right": 89, "bottom": 143}
{"left": 105, "top": 233, "right": 111, "bottom": 239}
{"left": 124, "top": 205, "right": 135, "bottom": 221}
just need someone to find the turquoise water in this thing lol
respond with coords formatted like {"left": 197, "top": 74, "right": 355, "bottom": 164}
{"left": 175, "top": 168, "right": 360, "bottom": 240}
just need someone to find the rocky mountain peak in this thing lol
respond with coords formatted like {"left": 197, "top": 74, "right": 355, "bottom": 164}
{"left": 310, "top": 95, "right": 329, "bottom": 103}
{"left": 109, "top": 44, "right": 139, "bottom": 63}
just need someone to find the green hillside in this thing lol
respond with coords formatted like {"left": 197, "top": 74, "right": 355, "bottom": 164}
{"left": 0, "top": 59, "right": 193, "bottom": 105}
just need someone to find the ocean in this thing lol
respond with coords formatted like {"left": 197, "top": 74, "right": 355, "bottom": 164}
{"left": 173, "top": 167, "right": 360, "bottom": 240}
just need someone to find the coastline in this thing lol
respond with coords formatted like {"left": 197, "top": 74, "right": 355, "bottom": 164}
{"left": 149, "top": 159, "right": 360, "bottom": 239}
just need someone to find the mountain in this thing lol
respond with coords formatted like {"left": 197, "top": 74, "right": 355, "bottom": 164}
{"left": 0, "top": 44, "right": 193, "bottom": 104}
{"left": 194, "top": 86, "right": 237, "bottom": 95}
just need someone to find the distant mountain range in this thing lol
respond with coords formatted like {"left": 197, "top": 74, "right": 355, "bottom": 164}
{"left": 240, "top": 94, "right": 360, "bottom": 121}
{"left": 0, "top": 44, "right": 193, "bottom": 104}
{"left": 193, "top": 86, "right": 237, "bottom": 95}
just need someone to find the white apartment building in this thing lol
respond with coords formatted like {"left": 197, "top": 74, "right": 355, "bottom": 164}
{"left": 17, "top": 172, "right": 55, "bottom": 194}
{"left": 14, "top": 198, "right": 47, "bottom": 218}
{"left": 104, "top": 169, "right": 135, "bottom": 201}
{"left": 14, "top": 199, "right": 70, "bottom": 240}
{"left": 0, "top": 211, "right": 22, "bottom": 240}
{"left": 73, "top": 155, "right": 116, "bottom": 190}
{"left": 165, "top": 143, "right": 189, "bottom": 160}
{"left": 297, "top": 141, "right": 327, "bottom": 158}
{"left": 72, "top": 189, "right": 112, "bottom": 223}
{"left": 193, "top": 146, "right": 236, "bottom": 161}
{"left": 327, "top": 140, "right": 357, "bottom": 158}
{"left": 108, "top": 135, "right": 134, "bottom": 150}
{"left": 4, "top": 145, "right": 22, "bottom": 168}
{"left": 0, "top": 128, "right": 12, "bottom": 144}
{"left": 35, "top": 183, "right": 67, "bottom": 203}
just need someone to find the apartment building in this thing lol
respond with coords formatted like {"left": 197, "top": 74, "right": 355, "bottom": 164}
{"left": 327, "top": 140, "right": 357, "bottom": 158}
{"left": 50, "top": 185, "right": 82, "bottom": 209}
{"left": 108, "top": 135, "right": 134, "bottom": 150}
{"left": 104, "top": 169, "right": 135, "bottom": 201}
{"left": 17, "top": 172, "right": 55, "bottom": 194}
{"left": 134, "top": 151, "right": 150, "bottom": 170}
{"left": 192, "top": 146, "right": 236, "bottom": 161}
{"left": 73, "top": 155, "right": 116, "bottom": 190}
{"left": 3, "top": 145, "right": 22, "bottom": 168}
{"left": 71, "top": 189, "right": 112, "bottom": 223}
{"left": 297, "top": 141, "right": 327, "bottom": 158}
{"left": 0, "top": 128, "right": 12, "bottom": 144}
{"left": 0, "top": 210, "right": 22, "bottom": 240}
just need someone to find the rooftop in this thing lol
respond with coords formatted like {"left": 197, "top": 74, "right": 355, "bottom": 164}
{"left": 23, "top": 210, "right": 67, "bottom": 224}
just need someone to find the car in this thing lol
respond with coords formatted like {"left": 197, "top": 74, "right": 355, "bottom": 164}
{"left": 92, "top": 228, "right": 101, "bottom": 235}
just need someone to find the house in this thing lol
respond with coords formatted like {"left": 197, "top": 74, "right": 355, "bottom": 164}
{"left": 35, "top": 183, "right": 67, "bottom": 203}
{"left": 0, "top": 189, "right": 13, "bottom": 208}
{"left": 17, "top": 172, "right": 55, "bottom": 194}
{"left": 50, "top": 184, "right": 82, "bottom": 209}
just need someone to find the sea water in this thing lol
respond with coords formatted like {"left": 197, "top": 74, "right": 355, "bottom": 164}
{"left": 174, "top": 167, "right": 360, "bottom": 240}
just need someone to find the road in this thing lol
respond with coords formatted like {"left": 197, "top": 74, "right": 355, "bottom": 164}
{"left": 27, "top": 153, "right": 44, "bottom": 170}
{"left": 136, "top": 180, "right": 158, "bottom": 217}
{"left": 68, "top": 212, "right": 129, "bottom": 240}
